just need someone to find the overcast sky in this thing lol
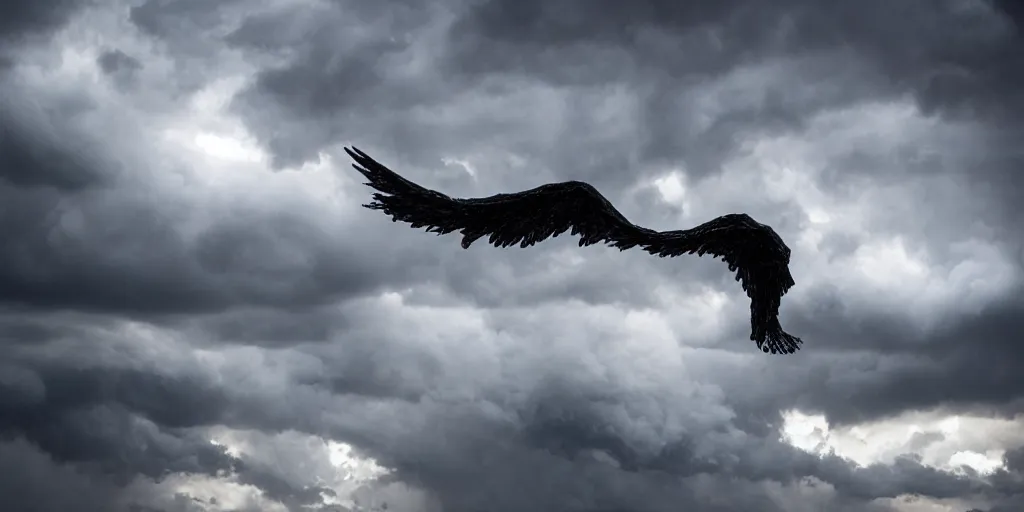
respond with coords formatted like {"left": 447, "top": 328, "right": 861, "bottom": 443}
{"left": 1, "top": 0, "right": 1023, "bottom": 511}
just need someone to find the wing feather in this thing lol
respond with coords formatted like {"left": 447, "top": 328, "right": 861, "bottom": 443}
{"left": 347, "top": 147, "right": 647, "bottom": 250}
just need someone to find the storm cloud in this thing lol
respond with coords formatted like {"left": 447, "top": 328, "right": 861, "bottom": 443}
{"left": 0, "top": 0, "right": 1022, "bottom": 511}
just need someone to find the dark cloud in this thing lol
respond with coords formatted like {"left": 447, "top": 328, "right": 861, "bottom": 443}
{"left": 5, "top": 294, "right": 989, "bottom": 511}
{"left": 0, "top": 56, "right": 457, "bottom": 317}
{"left": 0, "top": 337, "right": 352, "bottom": 510}
{"left": 0, "top": 0, "right": 91, "bottom": 41}
{"left": 186, "top": 306, "right": 340, "bottom": 346}
{"left": 0, "top": 80, "right": 110, "bottom": 191}
{"left": 129, "top": 0, "right": 232, "bottom": 40}
{"left": 0, "top": 134, "right": 435, "bottom": 317}
{"left": 97, "top": 49, "right": 140, "bottom": 75}
{"left": 973, "top": 446, "right": 1024, "bottom": 511}
{"left": 0, "top": 355, "right": 235, "bottom": 481}
{"left": 509, "top": 378, "right": 985, "bottom": 503}
{"left": 0, "top": 438, "right": 124, "bottom": 512}
{"left": 451, "top": 0, "right": 1023, "bottom": 112}
{"left": 224, "top": 0, "right": 453, "bottom": 169}
{"left": 718, "top": 284, "right": 1024, "bottom": 428}
{"left": 228, "top": 0, "right": 1024, "bottom": 235}
{"left": 0, "top": 0, "right": 93, "bottom": 70}
{"left": 97, "top": 49, "right": 142, "bottom": 88}
{"left": 3, "top": 0, "right": 1024, "bottom": 511}
{"left": 334, "top": 386, "right": 982, "bottom": 512}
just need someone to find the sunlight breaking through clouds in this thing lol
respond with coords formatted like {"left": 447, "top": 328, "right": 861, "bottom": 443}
{"left": 204, "top": 429, "right": 392, "bottom": 511}
{"left": 652, "top": 170, "right": 687, "bottom": 205}
{"left": 781, "top": 410, "right": 1009, "bottom": 476}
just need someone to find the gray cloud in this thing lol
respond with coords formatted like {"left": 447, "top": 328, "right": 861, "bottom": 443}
{"left": 0, "top": 438, "right": 125, "bottom": 512}
{"left": 0, "top": 85, "right": 434, "bottom": 316}
{"left": 0, "top": 0, "right": 93, "bottom": 70}
{"left": 0, "top": 77, "right": 111, "bottom": 190}
{"left": 97, "top": 48, "right": 140, "bottom": 75}
{"left": 974, "top": 446, "right": 1024, "bottom": 511}
{"left": 97, "top": 48, "right": 143, "bottom": 88}
{"left": 716, "top": 284, "right": 1024, "bottom": 429}
{"left": 0, "top": 0, "right": 91, "bottom": 41}
{"left": 2, "top": 0, "right": 1023, "bottom": 510}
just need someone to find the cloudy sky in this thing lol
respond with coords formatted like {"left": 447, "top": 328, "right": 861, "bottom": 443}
{"left": 2, "top": 0, "right": 1023, "bottom": 511}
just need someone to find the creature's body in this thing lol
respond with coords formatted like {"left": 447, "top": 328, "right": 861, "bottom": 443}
{"left": 345, "top": 147, "right": 803, "bottom": 354}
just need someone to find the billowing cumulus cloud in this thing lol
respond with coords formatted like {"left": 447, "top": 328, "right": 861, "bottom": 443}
{"left": 1, "top": 0, "right": 1022, "bottom": 511}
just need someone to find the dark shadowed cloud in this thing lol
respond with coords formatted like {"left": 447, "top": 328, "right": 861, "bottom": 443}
{"left": 0, "top": 0, "right": 1022, "bottom": 511}
{"left": 0, "top": 0, "right": 92, "bottom": 40}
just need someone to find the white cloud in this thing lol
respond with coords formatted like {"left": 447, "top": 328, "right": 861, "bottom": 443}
{"left": 782, "top": 409, "right": 1021, "bottom": 477}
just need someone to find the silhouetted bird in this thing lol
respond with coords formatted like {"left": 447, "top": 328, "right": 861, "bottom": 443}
{"left": 345, "top": 147, "right": 802, "bottom": 354}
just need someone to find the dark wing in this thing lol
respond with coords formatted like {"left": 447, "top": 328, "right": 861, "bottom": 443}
{"left": 346, "top": 147, "right": 802, "bottom": 354}
{"left": 345, "top": 146, "right": 649, "bottom": 251}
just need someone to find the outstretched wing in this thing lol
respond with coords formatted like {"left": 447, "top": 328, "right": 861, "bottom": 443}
{"left": 346, "top": 146, "right": 650, "bottom": 251}
{"left": 346, "top": 147, "right": 802, "bottom": 354}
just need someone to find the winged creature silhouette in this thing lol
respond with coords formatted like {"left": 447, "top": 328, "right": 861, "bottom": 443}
{"left": 345, "top": 147, "right": 802, "bottom": 354}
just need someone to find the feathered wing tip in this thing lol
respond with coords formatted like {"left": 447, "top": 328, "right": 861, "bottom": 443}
{"left": 753, "top": 318, "right": 803, "bottom": 354}
{"left": 345, "top": 146, "right": 419, "bottom": 208}
{"left": 344, "top": 146, "right": 461, "bottom": 233}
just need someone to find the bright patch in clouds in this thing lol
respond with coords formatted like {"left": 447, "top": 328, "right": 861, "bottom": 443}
{"left": 781, "top": 410, "right": 831, "bottom": 455}
{"left": 653, "top": 171, "right": 687, "bottom": 204}
{"left": 130, "top": 474, "right": 289, "bottom": 512}
{"left": 949, "top": 451, "right": 1004, "bottom": 475}
{"left": 193, "top": 132, "right": 264, "bottom": 163}
{"left": 328, "top": 441, "right": 390, "bottom": 483}
{"left": 151, "top": 76, "right": 353, "bottom": 218}
{"left": 853, "top": 236, "right": 930, "bottom": 289}
{"left": 160, "top": 77, "right": 270, "bottom": 167}
{"left": 203, "top": 430, "right": 390, "bottom": 509}
{"left": 781, "top": 410, "right": 1011, "bottom": 476}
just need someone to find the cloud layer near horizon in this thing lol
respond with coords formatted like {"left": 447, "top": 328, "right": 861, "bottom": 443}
{"left": 1, "top": 0, "right": 1023, "bottom": 511}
